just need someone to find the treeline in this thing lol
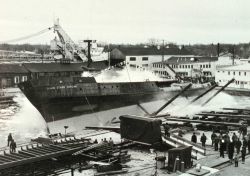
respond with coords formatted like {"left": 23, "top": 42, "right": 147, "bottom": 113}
{"left": 0, "top": 44, "right": 50, "bottom": 54}
{"left": 2, "top": 42, "right": 250, "bottom": 58}
{"left": 185, "top": 43, "right": 250, "bottom": 58}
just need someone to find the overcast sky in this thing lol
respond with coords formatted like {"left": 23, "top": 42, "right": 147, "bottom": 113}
{"left": 1, "top": 0, "right": 250, "bottom": 44}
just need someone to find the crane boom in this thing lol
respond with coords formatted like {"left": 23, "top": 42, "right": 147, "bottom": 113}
{"left": 53, "top": 19, "right": 88, "bottom": 62}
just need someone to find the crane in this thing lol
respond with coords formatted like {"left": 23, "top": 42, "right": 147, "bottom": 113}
{"left": 51, "top": 18, "right": 89, "bottom": 62}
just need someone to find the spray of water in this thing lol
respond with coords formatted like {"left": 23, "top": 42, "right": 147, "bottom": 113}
{"left": 93, "top": 67, "right": 168, "bottom": 82}
{"left": 0, "top": 91, "right": 47, "bottom": 147}
{"left": 163, "top": 91, "right": 250, "bottom": 117}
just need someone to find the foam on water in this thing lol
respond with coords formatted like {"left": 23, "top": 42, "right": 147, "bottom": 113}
{"left": 94, "top": 67, "right": 167, "bottom": 82}
{"left": 0, "top": 91, "right": 47, "bottom": 147}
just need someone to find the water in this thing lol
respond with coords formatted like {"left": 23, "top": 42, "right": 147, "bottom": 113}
{"left": 1, "top": 87, "right": 250, "bottom": 149}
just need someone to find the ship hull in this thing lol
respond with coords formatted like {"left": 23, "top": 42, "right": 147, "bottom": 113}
{"left": 19, "top": 77, "right": 210, "bottom": 122}
{"left": 19, "top": 78, "right": 176, "bottom": 122}
{"left": 33, "top": 93, "right": 168, "bottom": 122}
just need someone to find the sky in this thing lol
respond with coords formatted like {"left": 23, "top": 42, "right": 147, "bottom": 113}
{"left": 1, "top": 0, "right": 250, "bottom": 45}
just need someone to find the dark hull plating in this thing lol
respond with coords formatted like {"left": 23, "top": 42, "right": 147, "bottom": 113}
{"left": 19, "top": 77, "right": 176, "bottom": 122}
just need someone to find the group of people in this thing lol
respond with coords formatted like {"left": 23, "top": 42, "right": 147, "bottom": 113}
{"left": 191, "top": 131, "right": 250, "bottom": 167}
{"left": 93, "top": 137, "right": 114, "bottom": 147}
{"left": 7, "top": 133, "right": 16, "bottom": 153}
{"left": 191, "top": 132, "right": 207, "bottom": 147}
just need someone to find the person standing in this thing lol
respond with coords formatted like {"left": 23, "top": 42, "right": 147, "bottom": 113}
{"left": 228, "top": 141, "right": 234, "bottom": 163}
{"left": 241, "top": 147, "right": 246, "bottom": 164}
{"left": 200, "top": 133, "right": 207, "bottom": 148}
{"left": 235, "top": 139, "right": 242, "bottom": 154}
{"left": 191, "top": 132, "right": 197, "bottom": 143}
{"left": 234, "top": 153, "right": 239, "bottom": 167}
{"left": 232, "top": 132, "right": 238, "bottom": 146}
{"left": 243, "top": 138, "right": 248, "bottom": 148}
{"left": 247, "top": 138, "right": 250, "bottom": 154}
{"left": 9, "top": 139, "right": 16, "bottom": 153}
{"left": 214, "top": 136, "right": 220, "bottom": 151}
{"left": 220, "top": 141, "right": 225, "bottom": 158}
{"left": 7, "top": 133, "right": 13, "bottom": 146}
{"left": 211, "top": 132, "right": 217, "bottom": 147}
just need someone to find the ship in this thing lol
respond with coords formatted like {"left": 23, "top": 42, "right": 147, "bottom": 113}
{"left": 18, "top": 63, "right": 175, "bottom": 122}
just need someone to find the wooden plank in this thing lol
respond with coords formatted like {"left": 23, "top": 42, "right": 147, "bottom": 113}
{"left": 27, "top": 148, "right": 52, "bottom": 155}
{"left": 223, "top": 108, "right": 250, "bottom": 112}
{"left": 19, "top": 150, "right": 38, "bottom": 157}
{"left": 33, "top": 147, "right": 59, "bottom": 154}
{"left": 4, "top": 153, "right": 25, "bottom": 160}
{"left": 166, "top": 117, "right": 242, "bottom": 127}
{"left": 0, "top": 156, "right": 13, "bottom": 162}
{"left": 0, "top": 155, "right": 19, "bottom": 161}
{"left": 0, "top": 146, "right": 83, "bottom": 170}
{"left": 38, "top": 146, "right": 62, "bottom": 152}
{"left": 11, "top": 152, "right": 32, "bottom": 158}
{"left": 196, "top": 113, "right": 250, "bottom": 119}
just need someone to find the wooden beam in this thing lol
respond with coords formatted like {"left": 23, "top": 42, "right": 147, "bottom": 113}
{"left": 165, "top": 117, "right": 242, "bottom": 127}
{"left": 196, "top": 113, "right": 250, "bottom": 119}
{"left": 223, "top": 108, "right": 250, "bottom": 112}
{"left": 0, "top": 146, "right": 84, "bottom": 170}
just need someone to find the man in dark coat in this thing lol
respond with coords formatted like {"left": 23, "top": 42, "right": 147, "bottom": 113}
{"left": 220, "top": 141, "right": 225, "bottom": 158}
{"left": 228, "top": 141, "right": 234, "bottom": 163}
{"left": 241, "top": 147, "right": 246, "bottom": 164}
{"left": 214, "top": 136, "right": 220, "bottom": 151}
{"left": 7, "top": 133, "right": 13, "bottom": 146}
{"left": 200, "top": 133, "right": 207, "bottom": 147}
{"left": 211, "top": 132, "right": 217, "bottom": 147}
{"left": 191, "top": 132, "right": 197, "bottom": 143}
{"left": 10, "top": 139, "right": 16, "bottom": 153}
{"left": 235, "top": 139, "right": 242, "bottom": 154}
{"left": 247, "top": 138, "right": 250, "bottom": 154}
{"left": 232, "top": 132, "right": 238, "bottom": 145}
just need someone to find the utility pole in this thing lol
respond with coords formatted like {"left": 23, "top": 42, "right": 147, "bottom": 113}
{"left": 162, "top": 40, "right": 165, "bottom": 62}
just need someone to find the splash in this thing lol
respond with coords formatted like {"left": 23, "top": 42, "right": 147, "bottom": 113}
{"left": 0, "top": 91, "right": 47, "bottom": 147}
{"left": 163, "top": 91, "right": 250, "bottom": 117}
{"left": 94, "top": 67, "right": 169, "bottom": 82}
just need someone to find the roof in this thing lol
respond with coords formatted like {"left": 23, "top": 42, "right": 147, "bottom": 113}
{"left": 114, "top": 46, "right": 192, "bottom": 56}
{"left": 0, "top": 64, "right": 28, "bottom": 74}
{"left": 23, "top": 63, "right": 84, "bottom": 73}
{"left": 22, "top": 61, "right": 109, "bottom": 73}
{"left": 154, "top": 56, "right": 218, "bottom": 64}
{"left": 217, "top": 64, "right": 250, "bottom": 71}
{"left": 119, "top": 115, "right": 162, "bottom": 122}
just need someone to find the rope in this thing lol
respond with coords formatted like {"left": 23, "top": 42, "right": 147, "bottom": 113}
{"left": 0, "top": 27, "right": 52, "bottom": 44}
{"left": 125, "top": 65, "right": 132, "bottom": 83}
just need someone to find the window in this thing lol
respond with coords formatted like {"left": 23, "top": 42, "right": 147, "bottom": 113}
{"left": 191, "top": 65, "right": 193, "bottom": 68}
{"left": 130, "top": 57, "right": 136, "bottom": 61}
{"left": 239, "top": 72, "right": 241, "bottom": 76}
{"left": 228, "top": 71, "right": 230, "bottom": 75}
{"left": 14, "top": 76, "right": 19, "bottom": 84}
{"left": 22, "top": 76, "right": 27, "bottom": 82}
{"left": 142, "top": 57, "right": 148, "bottom": 61}
{"left": 245, "top": 72, "right": 247, "bottom": 76}
{"left": 233, "top": 72, "right": 235, "bottom": 75}
{"left": 142, "top": 64, "right": 148, "bottom": 67}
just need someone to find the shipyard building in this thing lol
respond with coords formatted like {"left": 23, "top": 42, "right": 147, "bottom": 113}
{"left": 215, "top": 64, "right": 250, "bottom": 89}
{"left": 110, "top": 46, "right": 192, "bottom": 70}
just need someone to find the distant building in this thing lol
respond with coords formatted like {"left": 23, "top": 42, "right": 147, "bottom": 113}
{"left": 110, "top": 46, "right": 192, "bottom": 70}
{"left": 215, "top": 64, "right": 250, "bottom": 89}
{"left": 152, "top": 56, "right": 218, "bottom": 79}
{"left": 0, "top": 64, "right": 29, "bottom": 88}
{"left": 217, "top": 52, "right": 240, "bottom": 66}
